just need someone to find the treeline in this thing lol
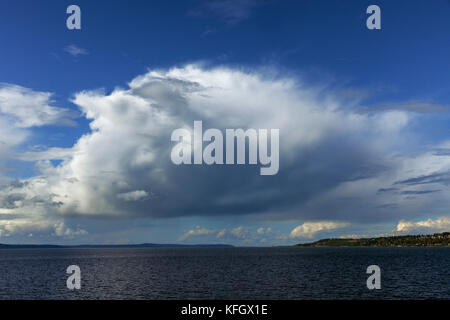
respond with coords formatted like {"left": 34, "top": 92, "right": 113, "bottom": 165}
{"left": 297, "top": 232, "right": 449, "bottom": 247}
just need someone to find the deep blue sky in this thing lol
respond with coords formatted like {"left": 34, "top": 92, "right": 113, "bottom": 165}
{"left": 2, "top": 0, "right": 450, "bottom": 150}
{"left": 2, "top": 0, "right": 450, "bottom": 100}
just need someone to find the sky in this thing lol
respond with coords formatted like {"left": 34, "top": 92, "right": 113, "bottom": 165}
{"left": 1, "top": 0, "right": 450, "bottom": 246}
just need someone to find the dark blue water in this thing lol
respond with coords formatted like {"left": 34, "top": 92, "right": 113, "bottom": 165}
{"left": 0, "top": 247, "right": 448, "bottom": 300}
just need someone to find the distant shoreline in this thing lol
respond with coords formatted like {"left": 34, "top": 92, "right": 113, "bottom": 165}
{"left": 0, "top": 243, "right": 234, "bottom": 249}
{"left": 1, "top": 232, "right": 449, "bottom": 249}
{"left": 295, "top": 232, "right": 449, "bottom": 247}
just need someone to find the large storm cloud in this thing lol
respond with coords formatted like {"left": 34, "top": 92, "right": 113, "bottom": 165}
{"left": 1, "top": 65, "right": 450, "bottom": 238}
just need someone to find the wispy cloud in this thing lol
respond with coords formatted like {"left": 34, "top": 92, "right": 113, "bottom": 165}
{"left": 189, "top": 0, "right": 268, "bottom": 26}
{"left": 64, "top": 44, "right": 88, "bottom": 57}
{"left": 117, "top": 190, "right": 149, "bottom": 202}
{"left": 358, "top": 102, "right": 450, "bottom": 114}
{"left": 395, "top": 171, "right": 450, "bottom": 186}
{"left": 0, "top": 83, "right": 78, "bottom": 127}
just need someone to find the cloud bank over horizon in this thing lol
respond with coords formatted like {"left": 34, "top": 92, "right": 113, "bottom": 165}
{"left": 0, "top": 64, "right": 450, "bottom": 243}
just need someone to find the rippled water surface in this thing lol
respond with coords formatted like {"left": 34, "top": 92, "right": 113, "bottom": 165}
{"left": 0, "top": 247, "right": 448, "bottom": 299}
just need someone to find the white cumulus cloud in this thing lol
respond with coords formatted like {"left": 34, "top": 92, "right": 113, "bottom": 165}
{"left": 396, "top": 216, "right": 450, "bottom": 234}
{"left": 290, "top": 221, "right": 349, "bottom": 239}
{"left": 179, "top": 226, "right": 217, "bottom": 241}
{"left": 0, "top": 84, "right": 77, "bottom": 128}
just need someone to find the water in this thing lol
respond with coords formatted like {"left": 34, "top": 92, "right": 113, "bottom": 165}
{"left": 0, "top": 247, "right": 448, "bottom": 300}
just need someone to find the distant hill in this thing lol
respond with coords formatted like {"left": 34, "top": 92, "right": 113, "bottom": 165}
{"left": 0, "top": 243, "right": 233, "bottom": 249}
{"left": 296, "top": 232, "right": 449, "bottom": 247}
